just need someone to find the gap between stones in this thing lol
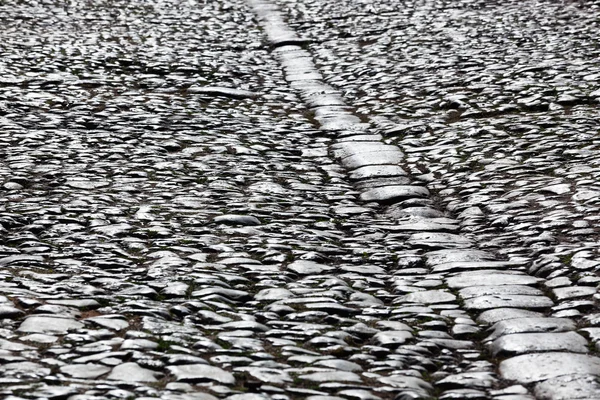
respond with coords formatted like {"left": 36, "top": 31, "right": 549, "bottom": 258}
{"left": 246, "top": 0, "right": 600, "bottom": 398}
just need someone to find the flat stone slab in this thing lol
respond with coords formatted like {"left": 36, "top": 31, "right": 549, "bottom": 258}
{"left": 477, "top": 308, "right": 544, "bottom": 325}
{"left": 436, "top": 371, "right": 497, "bottom": 390}
{"left": 459, "top": 285, "right": 544, "bottom": 299}
{"left": 499, "top": 353, "right": 600, "bottom": 384}
{"left": 286, "top": 260, "right": 336, "bottom": 275}
{"left": 486, "top": 317, "right": 576, "bottom": 342}
{"left": 46, "top": 299, "right": 101, "bottom": 309}
{"left": 213, "top": 214, "right": 261, "bottom": 226}
{"left": 447, "top": 272, "right": 541, "bottom": 289}
{"left": 17, "top": 316, "right": 84, "bottom": 335}
{"left": 432, "top": 260, "right": 526, "bottom": 273}
{"left": 167, "top": 364, "right": 236, "bottom": 384}
{"left": 360, "top": 185, "right": 429, "bottom": 203}
{"left": 406, "top": 232, "right": 473, "bottom": 249}
{"left": 534, "top": 375, "right": 600, "bottom": 400}
{"left": 553, "top": 286, "right": 597, "bottom": 301}
{"left": 490, "top": 332, "right": 588, "bottom": 357}
{"left": 298, "top": 371, "right": 362, "bottom": 383}
{"left": 60, "top": 363, "right": 111, "bottom": 379}
{"left": 398, "top": 290, "right": 456, "bottom": 304}
{"left": 340, "top": 265, "right": 386, "bottom": 274}
{"left": 255, "top": 288, "right": 295, "bottom": 301}
{"left": 187, "top": 85, "right": 257, "bottom": 99}
{"left": 425, "top": 249, "right": 496, "bottom": 267}
{"left": 234, "top": 367, "right": 292, "bottom": 384}
{"left": 390, "top": 221, "right": 459, "bottom": 233}
{"left": 107, "top": 362, "right": 161, "bottom": 382}
{"left": 332, "top": 142, "right": 402, "bottom": 159}
{"left": 372, "top": 330, "right": 414, "bottom": 347}
{"left": 349, "top": 165, "right": 408, "bottom": 181}
{"left": 0, "top": 305, "right": 25, "bottom": 319}
{"left": 342, "top": 151, "right": 403, "bottom": 170}
{"left": 464, "top": 295, "right": 553, "bottom": 310}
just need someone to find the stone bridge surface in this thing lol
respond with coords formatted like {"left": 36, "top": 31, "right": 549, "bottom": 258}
{"left": 0, "top": 0, "right": 600, "bottom": 399}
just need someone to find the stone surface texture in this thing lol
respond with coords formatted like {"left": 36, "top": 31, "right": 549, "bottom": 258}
{"left": 0, "top": 0, "right": 599, "bottom": 399}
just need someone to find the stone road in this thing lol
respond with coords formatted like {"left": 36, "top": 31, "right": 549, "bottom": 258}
{"left": 0, "top": 0, "right": 600, "bottom": 399}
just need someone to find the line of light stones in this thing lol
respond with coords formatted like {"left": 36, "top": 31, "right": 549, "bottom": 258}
{"left": 246, "top": 0, "right": 600, "bottom": 397}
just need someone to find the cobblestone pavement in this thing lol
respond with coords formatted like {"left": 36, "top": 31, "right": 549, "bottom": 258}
{"left": 1, "top": 0, "right": 600, "bottom": 399}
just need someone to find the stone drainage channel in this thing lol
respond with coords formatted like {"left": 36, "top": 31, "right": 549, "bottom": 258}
{"left": 249, "top": 0, "right": 600, "bottom": 398}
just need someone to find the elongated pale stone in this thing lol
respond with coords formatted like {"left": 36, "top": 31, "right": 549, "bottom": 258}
{"left": 360, "top": 186, "right": 429, "bottom": 203}
{"left": 500, "top": 353, "right": 600, "bottom": 383}
{"left": 490, "top": 332, "right": 588, "bottom": 356}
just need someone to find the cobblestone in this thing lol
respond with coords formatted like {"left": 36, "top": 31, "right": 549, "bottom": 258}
{"left": 0, "top": 0, "right": 599, "bottom": 399}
